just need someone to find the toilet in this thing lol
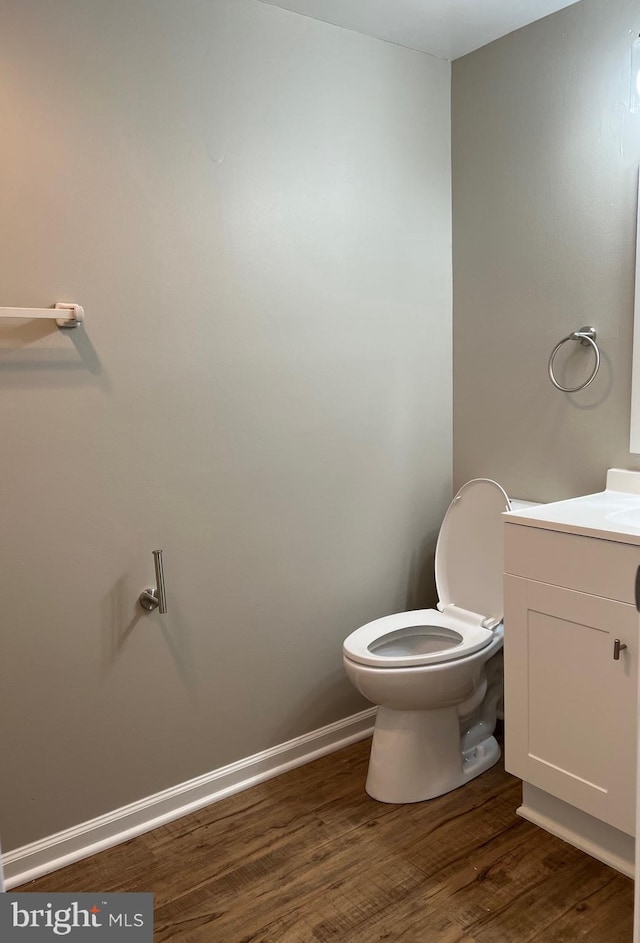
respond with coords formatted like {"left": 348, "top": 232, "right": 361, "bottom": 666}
{"left": 343, "top": 478, "right": 514, "bottom": 804}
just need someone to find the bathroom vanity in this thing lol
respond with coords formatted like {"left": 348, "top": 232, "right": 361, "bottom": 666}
{"left": 503, "top": 469, "right": 640, "bottom": 876}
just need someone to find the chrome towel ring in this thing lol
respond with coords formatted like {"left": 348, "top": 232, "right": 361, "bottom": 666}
{"left": 548, "top": 326, "right": 600, "bottom": 393}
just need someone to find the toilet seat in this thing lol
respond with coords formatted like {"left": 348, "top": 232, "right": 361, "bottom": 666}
{"left": 343, "top": 608, "right": 496, "bottom": 668}
{"left": 343, "top": 479, "right": 510, "bottom": 670}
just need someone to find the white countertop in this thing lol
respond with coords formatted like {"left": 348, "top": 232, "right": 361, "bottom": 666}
{"left": 504, "top": 469, "right": 640, "bottom": 547}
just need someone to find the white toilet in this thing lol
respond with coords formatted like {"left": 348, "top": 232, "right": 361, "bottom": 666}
{"left": 343, "top": 478, "right": 513, "bottom": 804}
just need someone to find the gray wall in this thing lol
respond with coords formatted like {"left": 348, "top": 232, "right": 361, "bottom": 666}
{"left": 0, "top": 0, "right": 452, "bottom": 850}
{"left": 453, "top": 0, "right": 640, "bottom": 502}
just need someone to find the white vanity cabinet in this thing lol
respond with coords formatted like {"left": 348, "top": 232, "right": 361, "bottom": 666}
{"left": 503, "top": 470, "right": 640, "bottom": 873}
{"left": 504, "top": 526, "right": 637, "bottom": 835}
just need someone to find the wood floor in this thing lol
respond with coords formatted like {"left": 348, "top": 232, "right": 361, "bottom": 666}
{"left": 18, "top": 738, "right": 633, "bottom": 942}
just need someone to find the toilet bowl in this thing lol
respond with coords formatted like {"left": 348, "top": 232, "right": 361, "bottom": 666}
{"left": 343, "top": 478, "right": 511, "bottom": 804}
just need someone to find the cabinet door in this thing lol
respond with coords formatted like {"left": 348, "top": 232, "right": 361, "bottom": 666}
{"left": 504, "top": 575, "right": 637, "bottom": 836}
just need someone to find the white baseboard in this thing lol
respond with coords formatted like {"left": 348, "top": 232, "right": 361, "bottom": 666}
{"left": 3, "top": 707, "right": 376, "bottom": 890}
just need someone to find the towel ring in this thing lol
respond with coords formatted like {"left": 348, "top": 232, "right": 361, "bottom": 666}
{"left": 548, "top": 326, "right": 600, "bottom": 393}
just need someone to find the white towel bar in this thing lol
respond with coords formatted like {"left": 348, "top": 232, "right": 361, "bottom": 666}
{"left": 0, "top": 302, "right": 84, "bottom": 329}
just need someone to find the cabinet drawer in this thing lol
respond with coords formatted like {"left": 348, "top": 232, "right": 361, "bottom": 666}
{"left": 504, "top": 523, "right": 640, "bottom": 603}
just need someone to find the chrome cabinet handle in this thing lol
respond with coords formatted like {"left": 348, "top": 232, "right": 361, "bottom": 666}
{"left": 613, "top": 639, "right": 627, "bottom": 661}
{"left": 635, "top": 566, "right": 640, "bottom": 612}
{"left": 139, "top": 550, "right": 168, "bottom": 613}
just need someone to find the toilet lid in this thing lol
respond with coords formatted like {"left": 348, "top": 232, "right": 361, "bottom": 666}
{"left": 435, "top": 479, "right": 510, "bottom": 624}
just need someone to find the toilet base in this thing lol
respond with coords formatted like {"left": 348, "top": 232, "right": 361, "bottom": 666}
{"left": 365, "top": 705, "right": 501, "bottom": 804}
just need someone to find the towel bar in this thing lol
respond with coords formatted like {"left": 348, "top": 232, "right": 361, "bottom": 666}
{"left": 0, "top": 302, "right": 84, "bottom": 329}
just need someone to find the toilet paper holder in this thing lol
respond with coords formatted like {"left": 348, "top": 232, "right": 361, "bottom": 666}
{"left": 139, "top": 550, "right": 168, "bottom": 613}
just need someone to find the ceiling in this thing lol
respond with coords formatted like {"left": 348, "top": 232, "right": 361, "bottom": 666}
{"left": 258, "top": 0, "right": 583, "bottom": 61}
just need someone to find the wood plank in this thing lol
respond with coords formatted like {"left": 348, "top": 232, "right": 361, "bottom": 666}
{"left": 17, "top": 739, "right": 633, "bottom": 942}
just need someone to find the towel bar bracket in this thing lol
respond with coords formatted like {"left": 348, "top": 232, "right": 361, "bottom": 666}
{"left": 54, "top": 303, "right": 84, "bottom": 329}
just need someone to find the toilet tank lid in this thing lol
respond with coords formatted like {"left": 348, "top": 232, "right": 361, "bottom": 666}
{"left": 435, "top": 479, "right": 510, "bottom": 624}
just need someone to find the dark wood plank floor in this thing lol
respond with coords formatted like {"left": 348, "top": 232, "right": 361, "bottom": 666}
{"left": 16, "top": 739, "right": 633, "bottom": 941}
